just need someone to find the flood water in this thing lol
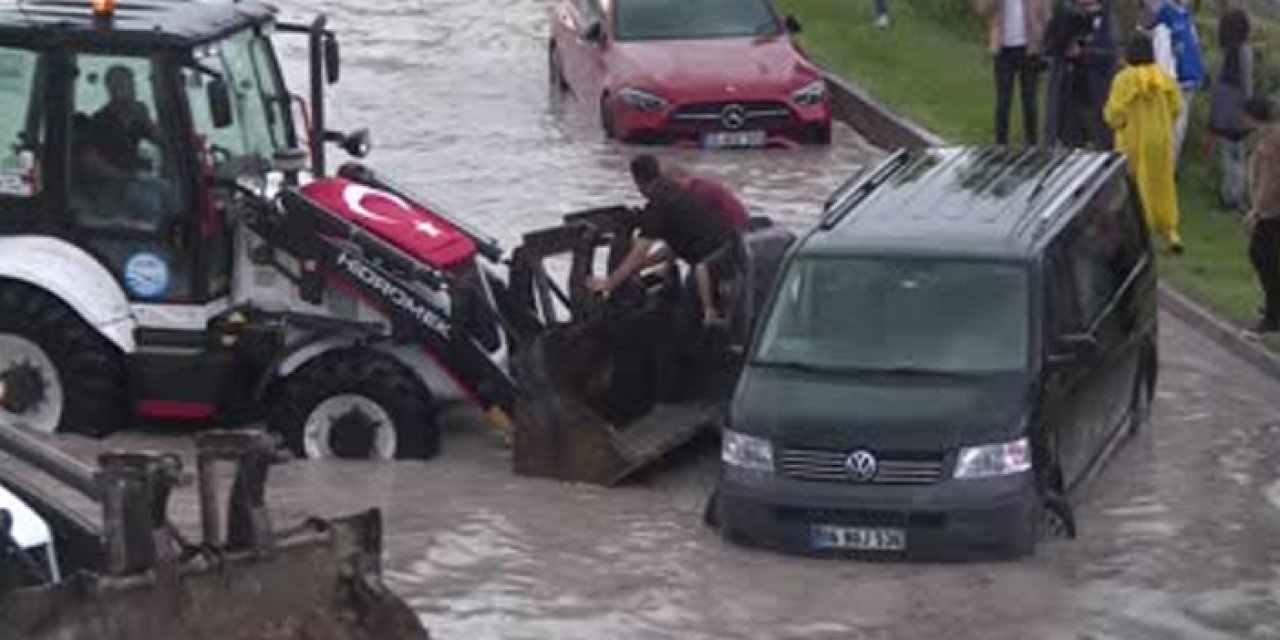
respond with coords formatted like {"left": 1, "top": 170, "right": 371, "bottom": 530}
{"left": 15, "top": 0, "right": 1280, "bottom": 637}
{"left": 268, "top": 0, "right": 878, "bottom": 247}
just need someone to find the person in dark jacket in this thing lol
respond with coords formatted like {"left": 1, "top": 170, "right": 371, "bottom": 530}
{"left": 1208, "top": 8, "right": 1253, "bottom": 211}
{"left": 1043, "top": 0, "right": 1119, "bottom": 149}
{"left": 587, "top": 155, "right": 739, "bottom": 325}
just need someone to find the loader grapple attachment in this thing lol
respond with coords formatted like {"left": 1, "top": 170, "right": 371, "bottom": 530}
{"left": 503, "top": 207, "right": 793, "bottom": 486}
{"left": 512, "top": 328, "right": 723, "bottom": 485}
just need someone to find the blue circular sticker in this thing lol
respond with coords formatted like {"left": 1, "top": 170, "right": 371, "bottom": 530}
{"left": 124, "top": 252, "right": 170, "bottom": 300}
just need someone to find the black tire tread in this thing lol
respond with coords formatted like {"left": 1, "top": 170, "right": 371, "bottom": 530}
{"left": 268, "top": 349, "right": 438, "bottom": 460}
{"left": 0, "top": 280, "right": 129, "bottom": 437}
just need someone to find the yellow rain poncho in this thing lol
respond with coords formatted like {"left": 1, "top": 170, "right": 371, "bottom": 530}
{"left": 1104, "top": 64, "right": 1184, "bottom": 251}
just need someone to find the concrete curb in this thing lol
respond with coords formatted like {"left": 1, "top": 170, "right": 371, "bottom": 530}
{"left": 1156, "top": 282, "right": 1280, "bottom": 378}
{"left": 820, "top": 68, "right": 1280, "bottom": 381}
{"left": 823, "top": 74, "right": 944, "bottom": 151}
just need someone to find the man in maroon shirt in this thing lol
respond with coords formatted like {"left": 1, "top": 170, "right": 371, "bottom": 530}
{"left": 667, "top": 164, "right": 750, "bottom": 233}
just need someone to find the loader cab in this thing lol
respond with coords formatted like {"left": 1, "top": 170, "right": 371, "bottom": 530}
{"left": 0, "top": 0, "right": 343, "bottom": 306}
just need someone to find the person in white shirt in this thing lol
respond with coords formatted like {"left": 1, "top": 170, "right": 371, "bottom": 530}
{"left": 975, "top": 0, "right": 1052, "bottom": 146}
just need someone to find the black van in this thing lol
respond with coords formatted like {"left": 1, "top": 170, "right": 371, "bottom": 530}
{"left": 714, "top": 147, "right": 1158, "bottom": 558}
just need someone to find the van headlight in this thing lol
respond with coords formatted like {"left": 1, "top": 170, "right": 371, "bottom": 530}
{"left": 953, "top": 438, "right": 1031, "bottom": 479}
{"left": 722, "top": 430, "right": 774, "bottom": 472}
{"left": 792, "top": 80, "right": 826, "bottom": 106}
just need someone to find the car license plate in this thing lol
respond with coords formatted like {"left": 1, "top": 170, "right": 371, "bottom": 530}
{"left": 702, "top": 131, "right": 766, "bottom": 149}
{"left": 810, "top": 525, "right": 906, "bottom": 551}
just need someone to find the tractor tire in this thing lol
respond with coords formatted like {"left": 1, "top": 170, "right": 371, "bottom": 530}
{"left": 269, "top": 349, "right": 439, "bottom": 461}
{"left": 0, "top": 281, "right": 128, "bottom": 437}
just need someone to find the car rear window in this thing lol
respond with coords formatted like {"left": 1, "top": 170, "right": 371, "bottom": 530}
{"left": 614, "top": 0, "right": 782, "bottom": 41}
{"left": 755, "top": 256, "right": 1031, "bottom": 375}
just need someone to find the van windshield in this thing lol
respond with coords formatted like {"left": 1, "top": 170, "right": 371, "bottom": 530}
{"left": 755, "top": 257, "right": 1030, "bottom": 375}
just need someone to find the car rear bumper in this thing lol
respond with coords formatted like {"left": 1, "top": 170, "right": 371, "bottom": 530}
{"left": 612, "top": 100, "right": 831, "bottom": 146}
{"left": 716, "top": 467, "right": 1038, "bottom": 560}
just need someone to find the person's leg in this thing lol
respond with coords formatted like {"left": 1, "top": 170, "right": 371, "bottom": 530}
{"left": 994, "top": 48, "right": 1016, "bottom": 146}
{"left": 874, "top": 0, "right": 890, "bottom": 26}
{"left": 1018, "top": 49, "right": 1041, "bottom": 146}
{"left": 694, "top": 262, "right": 719, "bottom": 321}
{"left": 1092, "top": 68, "right": 1118, "bottom": 150}
{"left": 1173, "top": 87, "right": 1195, "bottom": 162}
{"left": 1222, "top": 139, "right": 1247, "bottom": 211}
{"left": 1249, "top": 219, "right": 1280, "bottom": 329}
{"left": 1043, "top": 60, "right": 1063, "bottom": 145}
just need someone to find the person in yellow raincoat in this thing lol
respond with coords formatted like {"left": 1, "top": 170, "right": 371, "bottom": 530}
{"left": 1104, "top": 32, "right": 1185, "bottom": 254}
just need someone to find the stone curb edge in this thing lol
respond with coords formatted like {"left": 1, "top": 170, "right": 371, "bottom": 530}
{"left": 821, "top": 69, "right": 1280, "bottom": 381}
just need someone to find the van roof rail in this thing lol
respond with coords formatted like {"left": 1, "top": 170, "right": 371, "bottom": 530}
{"left": 820, "top": 148, "right": 911, "bottom": 231}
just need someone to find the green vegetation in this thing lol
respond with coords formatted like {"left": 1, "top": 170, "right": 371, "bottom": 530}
{"left": 780, "top": 0, "right": 1280, "bottom": 342}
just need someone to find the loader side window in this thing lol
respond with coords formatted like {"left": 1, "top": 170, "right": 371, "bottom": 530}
{"left": 0, "top": 47, "right": 45, "bottom": 203}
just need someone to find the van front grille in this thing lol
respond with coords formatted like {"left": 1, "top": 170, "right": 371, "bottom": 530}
{"left": 779, "top": 448, "right": 946, "bottom": 485}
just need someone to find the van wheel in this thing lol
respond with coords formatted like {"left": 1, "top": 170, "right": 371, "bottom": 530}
{"left": 0, "top": 282, "right": 128, "bottom": 437}
{"left": 1128, "top": 364, "right": 1154, "bottom": 436}
{"left": 548, "top": 42, "right": 569, "bottom": 92}
{"left": 270, "top": 350, "right": 438, "bottom": 460}
{"left": 702, "top": 488, "right": 721, "bottom": 528}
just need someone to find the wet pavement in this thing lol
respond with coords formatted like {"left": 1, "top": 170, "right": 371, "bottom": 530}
{"left": 10, "top": 0, "right": 1280, "bottom": 637}
{"left": 255, "top": 0, "right": 1280, "bottom": 632}
{"left": 35, "top": 305, "right": 1280, "bottom": 639}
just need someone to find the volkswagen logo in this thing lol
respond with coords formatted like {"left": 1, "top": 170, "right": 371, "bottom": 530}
{"left": 720, "top": 104, "right": 747, "bottom": 130}
{"left": 845, "top": 450, "right": 878, "bottom": 482}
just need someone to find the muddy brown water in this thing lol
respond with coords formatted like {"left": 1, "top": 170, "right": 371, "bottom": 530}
{"left": 12, "top": 0, "right": 1280, "bottom": 637}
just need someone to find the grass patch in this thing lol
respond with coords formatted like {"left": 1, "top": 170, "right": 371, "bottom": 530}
{"left": 782, "top": 0, "right": 1280, "bottom": 342}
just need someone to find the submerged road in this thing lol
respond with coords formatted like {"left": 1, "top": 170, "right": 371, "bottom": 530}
{"left": 11, "top": 0, "right": 1280, "bottom": 637}
{"left": 43, "top": 305, "right": 1280, "bottom": 639}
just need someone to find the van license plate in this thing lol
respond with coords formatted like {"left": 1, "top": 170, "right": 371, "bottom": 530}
{"left": 702, "top": 131, "right": 766, "bottom": 149}
{"left": 811, "top": 525, "right": 906, "bottom": 551}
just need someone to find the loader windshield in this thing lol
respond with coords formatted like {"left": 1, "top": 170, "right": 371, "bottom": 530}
{"left": 187, "top": 27, "right": 290, "bottom": 175}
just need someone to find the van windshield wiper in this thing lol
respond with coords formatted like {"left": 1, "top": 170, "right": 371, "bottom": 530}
{"left": 757, "top": 360, "right": 983, "bottom": 379}
{"left": 877, "top": 365, "right": 977, "bottom": 380}
{"left": 754, "top": 359, "right": 873, "bottom": 376}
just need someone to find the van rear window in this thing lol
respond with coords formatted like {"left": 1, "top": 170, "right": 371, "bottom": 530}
{"left": 756, "top": 257, "right": 1029, "bottom": 375}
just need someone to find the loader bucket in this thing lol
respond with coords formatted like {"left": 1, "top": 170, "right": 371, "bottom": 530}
{"left": 0, "top": 428, "right": 430, "bottom": 640}
{"left": 510, "top": 316, "right": 728, "bottom": 486}
{"left": 503, "top": 207, "right": 794, "bottom": 486}
{"left": 2, "top": 510, "right": 428, "bottom": 640}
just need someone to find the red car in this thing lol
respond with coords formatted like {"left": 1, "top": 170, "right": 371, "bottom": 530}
{"left": 549, "top": 0, "right": 832, "bottom": 147}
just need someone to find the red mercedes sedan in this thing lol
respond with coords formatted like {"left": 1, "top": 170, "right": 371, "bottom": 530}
{"left": 549, "top": 0, "right": 833, "bottom": 148}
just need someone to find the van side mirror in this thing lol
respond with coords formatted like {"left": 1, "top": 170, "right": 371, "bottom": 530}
{"left": 1049, "top": 333, "right": 1098, "bottom": 367}
{"left": 207, "top": 78, "right": 233, "bottom": 129}
{"left": 583, "top": 21, "right": 605, "bottom": 45}
{"left": 785, "top": 15, "right": 803, "bottom": 33}
{"left": 324, "top": 34, "right": 341, "bottom": 84}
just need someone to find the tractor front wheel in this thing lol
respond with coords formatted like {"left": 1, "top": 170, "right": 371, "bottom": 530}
{"left": 269, "top": 349, "right": 439, "bottom": 461}
{"left": 0, "top": 281, "right": 128, "bottom": 437}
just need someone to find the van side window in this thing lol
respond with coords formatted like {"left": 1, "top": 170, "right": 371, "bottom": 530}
{"left": 1047, "top": 251, "right": 1084, "bottom": 336}
{"left": 0, "top": 47, "right": 46, "bottom": 202}
{"left": 1069, "top": 173, "right": 1141, "bottom": 324}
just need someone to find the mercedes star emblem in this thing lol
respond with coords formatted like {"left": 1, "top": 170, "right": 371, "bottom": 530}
{"left": 845, "top": 450, "right": 878, "bottom": 482}
{"left": 720, "top": 104, "right": 747, "bottom": 130}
